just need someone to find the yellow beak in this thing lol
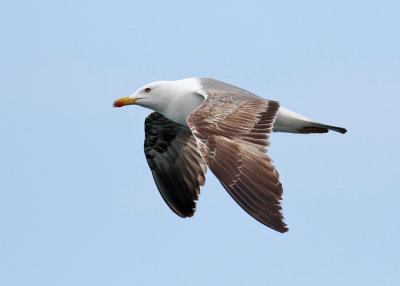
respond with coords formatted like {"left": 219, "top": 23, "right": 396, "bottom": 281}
{"left": 113, "top": 96, "right": 139, "bottom": 108}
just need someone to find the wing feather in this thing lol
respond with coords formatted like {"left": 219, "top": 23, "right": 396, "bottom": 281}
{"left": 187, "top": 84, "right": 288, "bottom": 232}
{"left": 144, "top": 112, "right": 206, "bottom": 217}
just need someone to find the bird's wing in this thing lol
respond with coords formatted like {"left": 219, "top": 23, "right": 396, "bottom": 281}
{"left": 187, "top": 84, "right": 288, "bottom": 232}
{"left": 144, "top": 112, "right": 207, "bottom": 218}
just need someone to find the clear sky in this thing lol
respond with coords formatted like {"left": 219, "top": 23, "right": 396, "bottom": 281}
{"left": 1, "top": 1, "right": 399, "bottom": 285}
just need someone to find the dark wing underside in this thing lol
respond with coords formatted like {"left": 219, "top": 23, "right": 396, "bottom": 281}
{"left": 144, "top": 112, "right": 207, "bottom": 217}
{"left": 187, "top": 83, "right": 288, "bottom": 232}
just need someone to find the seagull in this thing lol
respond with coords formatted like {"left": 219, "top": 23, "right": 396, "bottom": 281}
{"left": 113, "top": 78, "right": 346, "bottom": 232}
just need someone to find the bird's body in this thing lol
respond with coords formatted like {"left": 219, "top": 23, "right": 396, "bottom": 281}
{"left": 114, "top": 78, "right": 346, "bottom": 232}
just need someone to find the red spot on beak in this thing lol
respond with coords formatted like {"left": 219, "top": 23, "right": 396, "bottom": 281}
{"left": 113, "top": 101, "right": 124, "bottom": 108}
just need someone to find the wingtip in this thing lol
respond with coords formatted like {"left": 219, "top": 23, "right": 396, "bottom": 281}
{"left": 275, "top": 226, "right": 289, "bottom": 233}
{"left": 333, "top": 127, "right": 347, "bottom": 134}
{"left": 273, "top": 222, "right": 289, "bottom": 233}
{"left": 310, "top": 123, "right": 348, "bottom": 134}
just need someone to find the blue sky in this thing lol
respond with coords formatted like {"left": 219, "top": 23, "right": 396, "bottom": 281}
{"left": 1, "top": 0, "right": 399, "bottom": 285}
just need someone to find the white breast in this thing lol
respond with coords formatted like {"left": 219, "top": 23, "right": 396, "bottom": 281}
{"left": 164, "top": 92, "right": 205, "bottom": 125}
{"left": 160, "top": 78, "right": 205, "bottom": 126}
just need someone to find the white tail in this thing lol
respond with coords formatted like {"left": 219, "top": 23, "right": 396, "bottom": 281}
{"left": 273, "top": 107, "right": 347, "bottom": 134}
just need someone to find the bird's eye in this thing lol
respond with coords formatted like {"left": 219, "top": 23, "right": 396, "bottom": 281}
{"left": 145, "top": 88, "right": 151, "bottom": 93}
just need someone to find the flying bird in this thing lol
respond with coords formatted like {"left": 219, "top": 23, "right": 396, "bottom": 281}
{"left": 113, "top": 78, "right": 346, "bottom": 233}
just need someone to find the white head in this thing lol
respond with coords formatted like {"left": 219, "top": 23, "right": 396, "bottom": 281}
{"left": 113, "top": 80, "right": 172, "bottom": 112}
{"left": 113, "top": 78, "right": 203, "bottom": 118}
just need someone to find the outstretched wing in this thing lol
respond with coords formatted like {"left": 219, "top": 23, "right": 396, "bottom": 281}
{"left": 187, "top": 81, "right": 287, "bottom": 232}
{"left": 144, "top": 112, "right": 207, "bottom": 217}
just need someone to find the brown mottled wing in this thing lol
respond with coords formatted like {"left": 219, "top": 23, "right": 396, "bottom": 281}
{"left": 144, "top": 112, "right": 207, "bottom": 218}
{"left": 187, "top": 88, "right": 288, "bottom": 232}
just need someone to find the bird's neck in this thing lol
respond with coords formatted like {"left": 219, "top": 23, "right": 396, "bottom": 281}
{"left": 150, "top": 78, "right": 204, "bottom": 126}
{"left": 161, "top": 90, "right": 204, "bottom": 126}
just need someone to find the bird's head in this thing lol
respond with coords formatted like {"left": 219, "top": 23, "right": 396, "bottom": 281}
{"left": 113, "top": 81, "right": 171, "bottom": 111}
{"left": 113, "top": 78, "right": 202, "bottom": 116}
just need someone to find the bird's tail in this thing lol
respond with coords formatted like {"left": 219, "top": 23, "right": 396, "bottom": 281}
{"left": 298, "top": 122, "right": 347, "bottom": 134}
{"left": 273, "top": 107, "right": 347, "bottom": 134}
